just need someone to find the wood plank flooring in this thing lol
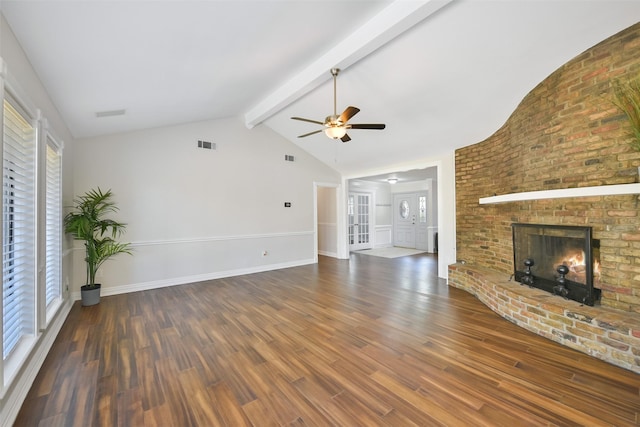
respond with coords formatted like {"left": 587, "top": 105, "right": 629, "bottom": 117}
{"left": 15, "top": 253, "right": 640, "bottom": 426}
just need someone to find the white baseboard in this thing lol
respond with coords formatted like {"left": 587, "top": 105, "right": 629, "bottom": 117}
{"left": 71, "top": 258, "right": 317, "bottom": 300}
{"left": 318, "top": 250, "right": 338, "bottom": 258}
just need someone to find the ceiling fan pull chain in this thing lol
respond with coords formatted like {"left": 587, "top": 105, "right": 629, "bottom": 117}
{"left": 332, "top": 68, "right": 339, "bottom": 116}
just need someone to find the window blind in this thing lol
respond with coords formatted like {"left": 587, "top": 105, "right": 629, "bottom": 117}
{"left": 2, "top": 97, "right": 36, "bottom": 359}
{"left": 45, "top": 136, "right": 61, "bottom": 309}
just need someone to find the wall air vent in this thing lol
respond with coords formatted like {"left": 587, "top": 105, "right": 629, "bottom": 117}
{"left": 198, "top": 140, "right": 216, "bottom": 150}
{"left": 285, "top": 154, "right": 295, "bottom": 162}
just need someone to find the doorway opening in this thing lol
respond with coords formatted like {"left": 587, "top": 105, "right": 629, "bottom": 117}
{"left": 315, "top": 183, "right": 339, "bottom": 260}
{"left": 347, "top": 167, "right": 438, "bottom": 255}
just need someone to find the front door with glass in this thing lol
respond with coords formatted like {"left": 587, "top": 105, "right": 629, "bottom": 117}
{"left": 393, "top": 194, "right": 416, "bottom": 248}
{"left": 393, "top": 192, "right": 428, "bottom": 250}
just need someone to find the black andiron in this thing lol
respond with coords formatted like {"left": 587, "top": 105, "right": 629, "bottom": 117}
{"left": 521, "top": 258, "right": 535, "bottom": 287}
{"left": 554, "top": 264, "right": 570, "bottom": 299}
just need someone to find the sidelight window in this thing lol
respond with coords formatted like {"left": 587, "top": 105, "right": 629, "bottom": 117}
{"left": 44, "top": 134, "right": 62, "bottom": 316}
{"left": 419, "top": 196, "right": 427, "bottom": 223}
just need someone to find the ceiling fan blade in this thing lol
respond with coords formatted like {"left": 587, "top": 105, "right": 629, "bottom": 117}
{"left": 291, "top": 116, "right": 324, "bottom": 125}
{"left": 339, "top": 106, "right": 360, "bottom": 124}
{"left": 297, "top": 129, "right": 323, "bottom": 138}
{"left": 340, "top": 134, "right": 351, "bottom": 143}
{"left": 349, "top": 123, "right": 386, "bottom": 130}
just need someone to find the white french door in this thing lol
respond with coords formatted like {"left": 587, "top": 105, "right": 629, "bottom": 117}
{"left": 348, "top": 192, "right": 372, "bottom": 251}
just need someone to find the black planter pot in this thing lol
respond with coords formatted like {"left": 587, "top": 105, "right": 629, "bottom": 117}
{"left": 81, "top": 284, "right": 101, "bottom": 306}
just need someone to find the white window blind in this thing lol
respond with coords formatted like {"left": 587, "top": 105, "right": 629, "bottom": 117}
{"left": 2, "top": 96, "right": 36, "bottom": 360}
{"left": 45, "top": 136, "right": 61, "bottom": 309}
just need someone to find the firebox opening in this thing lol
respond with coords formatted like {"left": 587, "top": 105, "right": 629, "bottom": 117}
{"left": 512, "top": 223, "right": 601, "bottom": 306}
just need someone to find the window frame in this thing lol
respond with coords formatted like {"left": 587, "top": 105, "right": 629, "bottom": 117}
{"left": 1, "top": 81, "right": 39, "bottom": 393}
{"left": 0, "top": 60, "right": 64, "bottom": 396}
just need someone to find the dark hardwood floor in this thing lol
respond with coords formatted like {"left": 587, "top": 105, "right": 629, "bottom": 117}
{"left": 15, "top": 253, "right": 640, "bottom": 426}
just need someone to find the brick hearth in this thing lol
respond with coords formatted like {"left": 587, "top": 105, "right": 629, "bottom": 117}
{"left": 449, "top": 263, "right": 640, "bottom": 373}
{"left": 450, "top": 22, "right": 640, "bottom": 372}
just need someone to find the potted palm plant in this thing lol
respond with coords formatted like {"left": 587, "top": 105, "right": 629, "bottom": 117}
{"left": 64, "top": 188, "right": 132, "bottom": 306}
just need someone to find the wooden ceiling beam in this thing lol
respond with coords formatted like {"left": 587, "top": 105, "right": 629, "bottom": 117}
{"left": 243, "top": 0, "right": 453, "bottom": 129}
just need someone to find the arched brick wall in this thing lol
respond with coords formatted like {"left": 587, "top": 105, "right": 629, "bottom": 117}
{"left": 454, "top": 22, "right": 640, "bottom": 312}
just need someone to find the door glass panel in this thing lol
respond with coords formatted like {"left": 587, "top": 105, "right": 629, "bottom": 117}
{"left": 400, "top": 200, "right": 410, "bottom": 219}
{"left": 357, "top": 194, "right": 369, "bottom": 244}
{"left": 349, "top": 192, "right": 371, "bottom": 250}
{"left": 348, "top": 195, "right": 355, "bottom": 245}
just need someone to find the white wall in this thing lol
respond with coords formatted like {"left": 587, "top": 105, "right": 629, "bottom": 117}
{"left": 372, "top": 182, "right": 393, "bottom": 226}
{"left": 72, "top": 118, "right": 341, "bottom": 296}
{"left": 437, "top": 152, "right": 456, "bottom": 280}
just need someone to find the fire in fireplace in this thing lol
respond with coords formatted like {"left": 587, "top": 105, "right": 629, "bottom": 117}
{"left": 512, "top": 223, "right": 601, "bottom": 306}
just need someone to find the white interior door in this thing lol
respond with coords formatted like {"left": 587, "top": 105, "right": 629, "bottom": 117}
{"left": 348, "top": 192, "right": 372, "bottom": 251}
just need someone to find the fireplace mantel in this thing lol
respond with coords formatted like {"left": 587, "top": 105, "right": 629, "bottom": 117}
{"left": 479, "top": 183, "right": 640, "bottom": 205}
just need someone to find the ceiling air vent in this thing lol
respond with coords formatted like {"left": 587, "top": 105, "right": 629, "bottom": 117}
{"left": 285, "top": 154, "right": 295, "bottom": 162}
{"left": 95, "top": 109, "right": 126, "bottom": 118}
{"left": 197, "top": 140, "right": 216, "bottom": 150}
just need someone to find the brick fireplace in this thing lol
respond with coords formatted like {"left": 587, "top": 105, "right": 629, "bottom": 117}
{"left": 449, "top": 22, "right": 640, "bottom": 373}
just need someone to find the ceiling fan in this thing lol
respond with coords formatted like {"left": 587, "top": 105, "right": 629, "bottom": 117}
{"left": 291, "top": 68, "right": 386, "bottom": 143}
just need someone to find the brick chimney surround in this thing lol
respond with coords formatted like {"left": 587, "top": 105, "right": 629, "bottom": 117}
{"left": 449, "top": 22, "right": 640, "bottom": 373}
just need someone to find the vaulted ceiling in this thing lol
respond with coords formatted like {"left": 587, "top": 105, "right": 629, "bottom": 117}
{"left": 2, "top": 1, "right": 639, "bottom": 178}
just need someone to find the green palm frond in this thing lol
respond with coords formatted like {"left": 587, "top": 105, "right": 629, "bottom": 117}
{"left": 612, "top": 76, "right": 640, "bottom": 151}
{"left": 64, "top": 188, "right": 132, "bottom": 285}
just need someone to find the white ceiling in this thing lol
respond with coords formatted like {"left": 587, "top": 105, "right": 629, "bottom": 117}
{"left": 2, "top": 0, "right": 640, "bottom": 180}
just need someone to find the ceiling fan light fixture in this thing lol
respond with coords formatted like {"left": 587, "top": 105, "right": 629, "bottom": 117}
{"left": 324, "top": 126, "right": 347, "bottom": 139}
{"left": 291, "top": 68, "right": 385, "bottom": 142}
